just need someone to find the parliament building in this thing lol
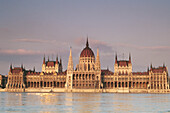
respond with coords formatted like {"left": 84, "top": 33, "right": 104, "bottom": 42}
{"left": 5, "top": 39, "right": 170, "bottom": 93}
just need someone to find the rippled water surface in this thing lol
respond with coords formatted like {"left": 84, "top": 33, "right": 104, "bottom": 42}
{"left": 0, "top": 92, "right": 170, "bottom": 113}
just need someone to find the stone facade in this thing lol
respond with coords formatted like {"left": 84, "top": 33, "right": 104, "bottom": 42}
{"left": 42, "top": 55, "right": 62, "bottom": 73}
{"left": 5, "top": 38, "right": 170, "bottom": 93}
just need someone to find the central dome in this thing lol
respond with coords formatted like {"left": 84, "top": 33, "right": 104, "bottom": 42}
{"left": 80, "top": 38, "right": 95, "bottom": 58}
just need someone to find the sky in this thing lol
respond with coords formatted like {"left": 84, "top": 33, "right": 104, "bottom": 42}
{"left": 0, "top": 0, "right": 170, "bottom": 75}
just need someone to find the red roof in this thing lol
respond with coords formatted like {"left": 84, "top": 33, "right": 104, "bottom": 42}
{"left": 12, "top": 67, "right": 22, "bottom": 74}
{"left": 46, "top": 61, "right": 55, "bottom": 67}
{"left": 118, "top": 61, "right": 129, "bottom": 67}
{"left": 132, "top": 72, "right": 148, "bottom": 75}
{"left": 58, "top": 70, "right": 67, "bottom": 75}
{"left": 80, "top": 46, "right": 95, "bottom": 57}
{"left": 101, "top": 69, "right": 114, "bottom": 75}
{"left": 43, "top": 72, "right": 54, "bottom": 75}
{"left": 151, "top": 67, "right": 166, "bottom": 73}
{"left": 26, "top": 71, "right": 40, "bottom": 75}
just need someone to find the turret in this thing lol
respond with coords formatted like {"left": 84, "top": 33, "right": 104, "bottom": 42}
{"left": 147, "top": 66, "right": 149, "bottom": 72}
{"left": 10, "top": 64, "right": 12, "bottom": 72}
{"left": 42, "top": 55, "right": 46, "bottom": 72}
{"left": 59, "top": 58, "right": 63, "bottom": 72}
{"left": 150, "top": 63, "right": 152, "bottom": 69}
{"left": 67, "top": 47, "right": 74, "bottom": 73}
{"left": 33, "top": 66, "right": 35, "bottom": 72}
{"left": 66, "top": 47, "right": 74, "bottom": 89}
{"left": 115, "top": 53, "right": 118, "bottom": 64}
{"left": 43, "top": 54, "right": 45, "bottom": 64}
{"left": 21, "top": 64, "right": 23, "bottom": 69}
{"left": 56, "top": 55, "right": 58, "bottom": 64}
{"left": 107, "top": 66, "right": 109, "bottom": 71}
{"left": 86, "top": 37, "right": 89, "bottom": 47}
{"left": 129, "top": 53, "right": 131, "bottom": 63}
{"left": 95, "top": 48, "right": 101, "bottom": 71}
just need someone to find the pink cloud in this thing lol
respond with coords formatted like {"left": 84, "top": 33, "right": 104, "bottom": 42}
{"left": 74, "top": 38, "right": 114, "bottom": 53}
{"left": 0, "top": 49, "right": 42, "bottom": 55}
{"left": 141, "top": 46, "right": 170, "bottom": 50}
{"left": 13, "top": 38, "right": 56, "bottom": 44}
{"left": 74, "top": 37, "right": 84, "bottom": 46}
{"left": 116, "top": 43, "right": 170, "bottom": 51}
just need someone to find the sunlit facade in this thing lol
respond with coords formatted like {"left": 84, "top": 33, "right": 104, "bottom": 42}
{"left": 5, "top": 39, "right": 170, "bottom": 93}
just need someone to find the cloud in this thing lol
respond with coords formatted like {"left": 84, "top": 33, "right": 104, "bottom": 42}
{"left": 73, "top": 38, "right": 115, "bottom": 53}
{"left": 0, "top": 49, "right": 43, "bottom": 55}
{"left": 13, "top": 38, "right": 56, "bottom": 44}
{"left": 116, "top": 43, "right": 170, "bottom": 51}
{"left": 74, "top": 37, "right": 84, "bottom": 46}
{"left": 90, "top": 39, "right": 114, "bottom": 52}
{"left": 141, "top": 46, "right": 170, "bottom": 50}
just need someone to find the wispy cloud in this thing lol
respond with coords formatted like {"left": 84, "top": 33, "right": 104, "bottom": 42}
{"left": 13, "top": 38, "right": 56, "bottom": 44}
{"left": 116, "top": 43, "right": 170, "bottom": 51}
{"left": 74, "top": 38, "right": 115, "bottom": 53}
{"left": 0, "top": 49, "right": 42, "bottom": 55}
{"left": 141, "top": 46, "right": 170, "bottom": 50}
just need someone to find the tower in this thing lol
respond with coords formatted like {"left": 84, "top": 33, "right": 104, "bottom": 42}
{"left": 114, "top": 53, "right": 118, "bottom": 73}
{"left": 66, "top": 47, "right": 74, "bottom": 89}
{"left": 55, "top": 55, "right": 59, "bottom": 72}
{"left": 79, "top": 38, "right": 95, "bottom": 71}
{"left": 42, "top": 55, "right": 46, "bottom": 72}
{"left": 114, "top": 53, "right": 132, "bottom": 74}
{"left": 95, "top": 48, "right": 102, "bottom": 88}
{"left": 95, "top": 48, "right": 101, "bottom": 71}
{"left": 59, "top": 58, "right": 63, "bottom": 72}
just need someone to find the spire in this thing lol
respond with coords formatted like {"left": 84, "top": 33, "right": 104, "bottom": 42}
{"left": 97, "top": 48, "right": 99, "bottom": 57}
{"left": 129, "top": 53, "right": 131, "bottom": 63}
{"left": 150, "top": 63, "right": 152, "bottom": 69}
{"left": 115, "top": 53, "right": 117, "bottom": 64}
{"left": 56, "top": 55, "right": 58, "bottom": 64}
{"left": 10, "top": 63, "right": 12, "bottom": 72}
{"left": 48, "top": 56, "right": 49, "bottom": 61}
{"left": 147, "top": 66, "right": 149, "bottom": 72}
{"left": 60, "top": 58, "right": 62, "bottom": 65}
{"left": 52, "top": 54, "right": 54, "bottom": 61}
{"left": 21, "top": 64, "right": 23, "bottom": 69}
{"left": 67, "top": 47, "right": 74, "bottom": 73}
{"left": 33, "top": 66, "right": 35, "bottom": 72}
{"left": 43, "top": 54, "right": 45, "bottom": 64}
{"left": 163, "top": 63, "right": 165, "bottom": 67}
{"left": 107, "top": 66, "right": 109, "bottom": 70}
{"left": 95, "top": 48, "right": 101, "bottom": 71}
{"left": 86, "top": 37, "right": 89, "bottom": 47}
{"left": 59, "top": 57, "right": 63, "bottom": 72}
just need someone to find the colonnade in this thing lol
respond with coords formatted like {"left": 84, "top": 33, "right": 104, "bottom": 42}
{"left": 27, "top": 81, "right": 65, "bottom": 88}
{"left": 72, "top": 74, "right": 99, "bottom": 89}
{"left": 7, "top": 83, "right": 24, "bottom": 89}
{"left": 149, "top": 75, "right": 168, "bottom": 90}
{"left": 104, "top": 81, "right": 148, "bottom": 89}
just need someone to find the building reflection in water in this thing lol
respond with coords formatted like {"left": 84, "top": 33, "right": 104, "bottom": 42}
{"left": 112, "top": 94, "right": 133, "bottom": 112}
{"left": 71, "top": 93, "right": 101, "bottom": 113}
{"left": 5, "top": 93, "right": 24, "bottom": 107}
{"left": 1, "top": 93, "right": 170, "bottom": 113}
{"left": 64, "top": 93, "right": 73, "bottom": 112}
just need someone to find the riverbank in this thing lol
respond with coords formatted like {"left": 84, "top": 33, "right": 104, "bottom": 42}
{"left": 0, "top": 88, "right": 5, "bottom": 92}
{"left": 1, "top": 88, "right": 170, "bottom": 93}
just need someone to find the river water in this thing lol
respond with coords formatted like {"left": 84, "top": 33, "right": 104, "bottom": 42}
{"left": 0, "top": 92, "right": 170, "bottom": 113}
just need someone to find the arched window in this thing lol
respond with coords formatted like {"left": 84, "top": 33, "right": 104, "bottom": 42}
{"left": 97, "top": 76, "right": 99, "bottom": 80}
